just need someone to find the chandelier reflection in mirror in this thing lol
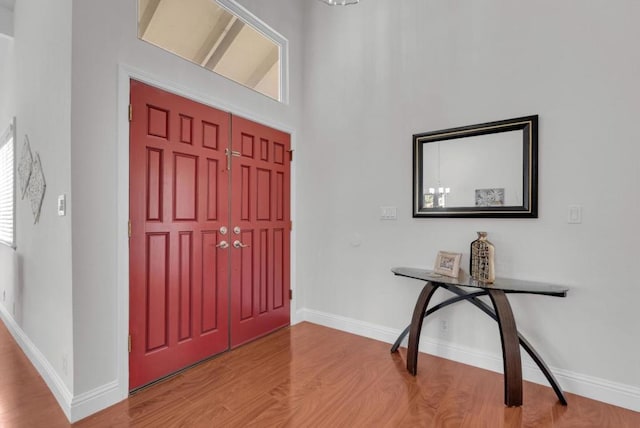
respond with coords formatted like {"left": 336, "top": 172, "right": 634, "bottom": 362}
{"left": 422, "top": 142, "right": 451, "bottom": 209}
{"left": 319, "top": 0, "right": 359, "bottom": 5}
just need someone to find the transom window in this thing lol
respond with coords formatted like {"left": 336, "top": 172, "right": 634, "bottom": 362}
{"left": 138, "top": 0, "right": 288, "bottom": 103}
{"left": 0, "top": 118, "right": 15, "bottom": 247}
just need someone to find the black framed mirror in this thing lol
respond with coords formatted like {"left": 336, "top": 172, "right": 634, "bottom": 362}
{"left": 413, "top": 115, "right": 538, "bottom": 218}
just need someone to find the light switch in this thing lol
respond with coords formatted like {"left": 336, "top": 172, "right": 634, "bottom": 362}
{"left": 567, "top": 205, "right": 582, "bottom": 224}
{"left": 380, "top": 206, "right": 397, "bottom": 220}
{"left": 58, "top": 194, "right": 66, "bottom": 216}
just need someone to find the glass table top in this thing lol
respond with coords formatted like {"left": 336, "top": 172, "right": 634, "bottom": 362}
{"left": 392, "top": 267, "right": 568, "bottom": 297}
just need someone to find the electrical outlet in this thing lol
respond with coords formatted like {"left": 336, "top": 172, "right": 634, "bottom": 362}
{"left": 62, "top": 354, "right": 68, "bottom": 376}
{"left": 439, "top": 319, "right": 448, "bottom": 334}
{"left": 2, "top": 290, "right": 5, "bottom": 301}
{"left": 568, "top": 205, "right": 582, "bottom": 224}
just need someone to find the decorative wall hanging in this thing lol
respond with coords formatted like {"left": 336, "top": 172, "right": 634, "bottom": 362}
{"left": 433, "top": 251, "right": 462, "bottom": 278}
{"left": 18, "top": 135, "right": 33, "bottom": 199}
{"left": 26, "top": 152, "right": 46, "bottom": 224}
{"left": 470, "top": 232, "right": 495, "bottom": 283}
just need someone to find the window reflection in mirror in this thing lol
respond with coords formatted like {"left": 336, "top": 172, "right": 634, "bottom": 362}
{"left": 138, "top": 0, "right": 286, "bottom": 102}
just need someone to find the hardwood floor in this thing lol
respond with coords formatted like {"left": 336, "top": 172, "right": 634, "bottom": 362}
{"left": 0, "top": 319, "right": 69, "bottom": 427}
{"left": 1, "top": 321, "right": 638, "bottom": 427}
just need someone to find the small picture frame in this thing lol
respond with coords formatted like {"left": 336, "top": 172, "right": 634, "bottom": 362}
{"left": 434, "top": 251, "right": 462, "bottom": 278}
{"left": 423, "top": 193, "right": 434, "bottom": 208}
{"left": 475, "top": 188, "right": 505, "bottom": 207}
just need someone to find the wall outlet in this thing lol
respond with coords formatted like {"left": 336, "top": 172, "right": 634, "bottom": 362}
{"left": 439, "top": 319, "right": 448, "bottom": 335}
{"left": 62, "top": 354, "right": 68, "bottom": 376}
{"left": 568, "top": 205, "right": 582, "bottom": 224}
{"left": 2, "top": 290, "right": 5, "bottom": 301}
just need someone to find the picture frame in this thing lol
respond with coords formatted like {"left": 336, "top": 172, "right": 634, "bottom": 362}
{"left": 475, "top": 188, "right": 505, "bottom": 207}
{"left": 433, "top": 251, "right": 462, "bottom": 278}
{"left": 423, "top": 193, "right": 434, "bottom": 208}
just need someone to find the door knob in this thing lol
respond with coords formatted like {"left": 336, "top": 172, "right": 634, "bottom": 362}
{"left": 233, "top": 226, "right": 241, "bottom": 234}
{"left": 219, "top": 226, "right": 228, "bottom": 235}
{"left": 233, "top": 240, "right": 249, "bottom": 249}
{"left": 216, "top": 240, "right": 229, "bottom": 249}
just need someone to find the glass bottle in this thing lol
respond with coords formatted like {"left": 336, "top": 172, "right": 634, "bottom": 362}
{"left": 470, "top": 232, "right": 495, "bottom": 283}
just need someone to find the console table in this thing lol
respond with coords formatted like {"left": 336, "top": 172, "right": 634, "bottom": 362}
{"left": 391, "top": 267, "right": 569, "bottom": 407}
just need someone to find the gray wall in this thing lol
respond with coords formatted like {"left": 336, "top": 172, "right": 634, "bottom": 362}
{"left": 0, "top": 0, "right": 74, "bottom": 396}
{"left": 297, "top": 0, "right": 639, "bottom": 408}
{"left": 0, "top": 0, "right": 638, "bottom": 421}
{"left": 0, "top": 0, "right": 305, "bottom": 421}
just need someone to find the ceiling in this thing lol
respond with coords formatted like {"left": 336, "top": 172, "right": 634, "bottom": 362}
{"left": 139, "top": 0, "right": 280, "bottom": 100}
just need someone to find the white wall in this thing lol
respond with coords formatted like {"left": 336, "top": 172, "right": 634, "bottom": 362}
{"left": 0, "top": 0, "right": 74, "bottom": 398}
{"left": 3, "top": 0, "right": 304, "bottom": 422}
{"left": 2, "top": 0, "right": 639, "bottom": 422}
{"left": 69, "top": 0, "right": 304, "bottom": 420}
{"left": 0, "top": 34, "right": 12, "bottom": 128}
{"left": 0, "top": 25, "right": 14, "bottom": 346}
{"left": 0, "top": 4, "right": 13, "bottom": 38}
{"left": 298, "top": 0, "right": 639, "bottom": 409}
{"left": 0, "top": 0, "right": 14, "bottom": 337}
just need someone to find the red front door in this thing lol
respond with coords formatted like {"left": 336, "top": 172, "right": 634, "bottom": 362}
{"left": 229, "top": 116, "right": 291, "bottom": 348}
{"left": 129, "top": 80, "right": 230, "bottom": 390}
{"left": 129, "top": 80, "right": 291, "bottom": 389}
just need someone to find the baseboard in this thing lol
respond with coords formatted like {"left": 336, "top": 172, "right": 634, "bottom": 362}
{"left": 300, "top": 308, "right": 640, "bottom": 412}
{"left": 0, "top": 305, "right": 125, "bottom": 423}
{"left": 69, "top": 380, "right": 122, "bottom": 422}
{"left": 292, "top": 308, "right": 306, "bottom": 325}
{"left": 0, "top": 304, "right": 74, "bottom": 421}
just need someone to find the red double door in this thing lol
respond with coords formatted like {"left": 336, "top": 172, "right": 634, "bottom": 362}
{"left": 128, "top": 80, "right": 291, "bottom": 390}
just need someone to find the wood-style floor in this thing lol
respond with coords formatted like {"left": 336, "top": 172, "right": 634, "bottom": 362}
{"left": 1, "top": 321, "right": 638, "bottom": 427}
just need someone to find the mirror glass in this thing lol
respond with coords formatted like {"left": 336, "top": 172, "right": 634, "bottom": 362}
{"left": 413, "top": 116, "right": 538, "bottom": 218}
{"left": 138, "top": 0, "right": 287, "bottom": 102}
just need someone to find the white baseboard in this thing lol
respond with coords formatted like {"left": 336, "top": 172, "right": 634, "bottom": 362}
{"left": 300, "top": 308, "right": 640, "bottom": 412}
{"left": 69, "top": 380, "right": 122, "bottom": 422}
{"left": 0, "top": 304, "right": 74, "bottom": 421}
{"left": 0, "top": 305, "right": 124, "bottom": 423}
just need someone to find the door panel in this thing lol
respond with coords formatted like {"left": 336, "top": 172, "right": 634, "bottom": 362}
{"left": 129, "top": 80, "right": 230, "bottom": 390}
{"left": 230, "top": 116, "right": 291, "bottom": 348}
